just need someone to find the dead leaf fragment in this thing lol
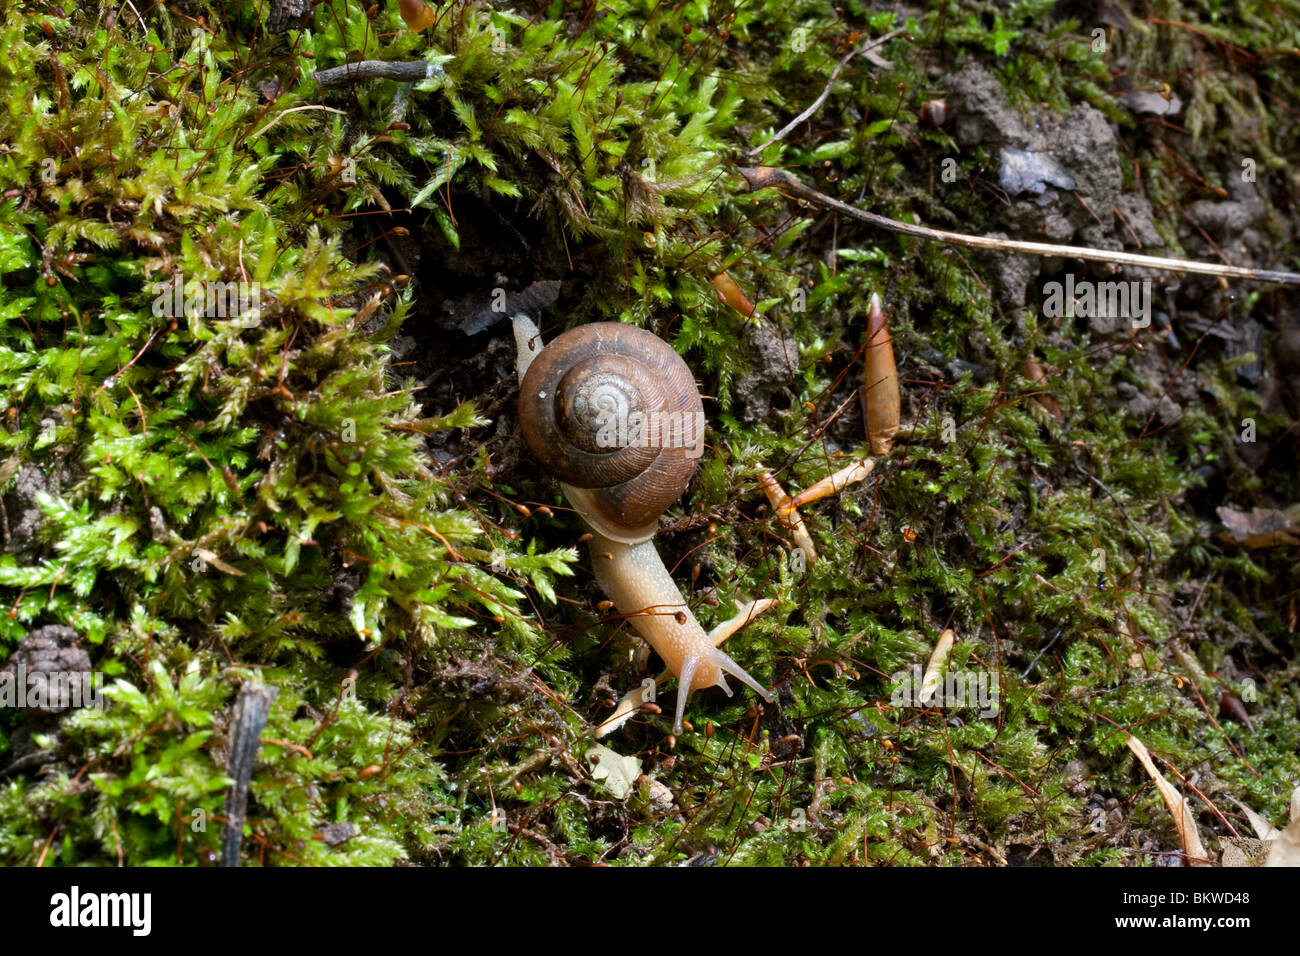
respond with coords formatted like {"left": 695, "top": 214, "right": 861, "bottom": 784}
{"left": 919, "top": 629, "right": 956, "bottom": 706}
{"left": 758, "top": 471, "right": 817, "bottom": 564}
{"left": 639, "top": 775, "right": 677, "bottom": 816}
{"left": 1223, "top": 785, "right": 1300, "bottom": 866}
{"left": 1216, "top": 505, "right": 1300, "bottom": 549}
{"left": 194, "top": 548, "right": 244, "bottom": 576}
{"left": 594, "top": 681, "right": 657, "bottom": 739}
{"left": 1221, "top": 837, "right": 1271, "bottom": 868}
{"left": 786, "top": 459, "right": 875, "bottom": 511}
{"left": 1266, "top": 787, "right": 1300, "bottom": 867}
{"left": 1229, "top": 795, "right": 1280, "bottom": 841}
{"left": 1125, "top": 734, "right": 1209, "bottom": 864}
{"left": 586, "top": 744, "right": 641, "bottom": 800}
{"left": 1022, "top": 356, "right": 1064, "bottom": 422}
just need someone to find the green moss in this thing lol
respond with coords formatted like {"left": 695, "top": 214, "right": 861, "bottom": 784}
{"left": 0, "top": 0, "right": 1297, "bottom": 866}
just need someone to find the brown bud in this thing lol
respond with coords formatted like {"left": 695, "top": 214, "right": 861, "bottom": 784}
{"left": 1217, "top": 690, "right": 1253, "bottom": 730}
{"left": 920, "top": 99, "right": 947, "bottom": 127}
{"left": 1022, "top": 356, "right": 1064, "bottom": 422}
{"left": 861, "top": 292, "right": 900, "bottom": 455}
{"left": 710, "top": 271, "right": 758, "bottom": 320}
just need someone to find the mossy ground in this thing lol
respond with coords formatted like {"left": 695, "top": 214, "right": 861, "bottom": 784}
{"left": 0, "top": 0, "right": 1297, "bottom": 865}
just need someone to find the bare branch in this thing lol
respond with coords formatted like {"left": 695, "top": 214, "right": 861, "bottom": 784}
{"left": 748, "top": 29, "right": 908, "bottom": 157}
{"left": 314, "top": 60, "right": 443, "bottom": 88}
{"left": 739, "top": 166, "right": 1300, "bottom": 285}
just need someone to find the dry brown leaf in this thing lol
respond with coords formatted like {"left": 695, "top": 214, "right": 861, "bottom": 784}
{"left": 1265, "top": 786, "right": 1300, "bottom": 867}
{"left": 1022, "top": 356, "right": 1064, "bottom": 422}
{"left": 1125, "top": 734, "right": 1210, "bottom": 864}
{"left": 1216, "top": 505, "right": 1300, "bottom": 549}
{"left": 1221, "top": 837, "right": 1271, "bottom": 867}
{"left": 1229, "top": 795, "right": 1280, "bottom": 841}
{"left": 1222, "top": 785, "right": 1300, "bottom": 867}
{"left": 1265, "top": 821, "right": 1300, "bottom": 866}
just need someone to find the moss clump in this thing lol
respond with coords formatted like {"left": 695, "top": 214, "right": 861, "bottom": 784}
{"left": 1, "top": 0, "right": 1297, "bottom": 865}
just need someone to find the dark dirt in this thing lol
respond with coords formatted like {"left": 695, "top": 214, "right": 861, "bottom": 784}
{"left": 0, "top": 625, "right": 92, "bottom": 776}
{"left": 2, "top": 462, "right": 51, "bottom": 555}
{"left": 947, "top": 61, "right": 1165, "bottom": 320}
{"left": 939, "top": 57, "right": 1300, "bottom": 497}
{"left": 730, "top": 317, "right": 802, "bottom": 424}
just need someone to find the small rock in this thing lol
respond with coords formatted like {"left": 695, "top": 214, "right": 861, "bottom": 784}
{"left": 999, "top": 146, "right": 1077, "bottom": 196}
{"left": 948, "top": 62, "right": 1032, "bottom": 149}
{"left": 317, "top": 821, "right": 358, "bottom": 847}
{"left": 1184, "top": 193, "right": 1265, "bottom": 240}
{"left": 1275, "top": 324, "right": 1300, "bottom": 374}
{"left": 0, "top": 625, "right": 92, "bottom": 714}
{"left": 3, "top": 463, "right": 48, "bottom": 554}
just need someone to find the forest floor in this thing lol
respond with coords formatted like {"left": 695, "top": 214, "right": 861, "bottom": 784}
{"left": 0, "top": 0, "right": 1298, "bottom": 866}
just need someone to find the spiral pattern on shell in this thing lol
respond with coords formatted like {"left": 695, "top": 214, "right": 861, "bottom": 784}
{"left": 518, "top": 323, "right": 705, "bottom": 540}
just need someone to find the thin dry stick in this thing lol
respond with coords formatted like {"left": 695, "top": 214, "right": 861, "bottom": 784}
{"left": 251, "top": 104, "right": 347, "bottom": 140}
{"left": 739, "top": 166, "right": 1300, "bottom": 285}
{"left": 748, "top": 28, "right": 908, "bottom": 157}
{"left": 313, "top": 60, "right": 444, "bottom": 88}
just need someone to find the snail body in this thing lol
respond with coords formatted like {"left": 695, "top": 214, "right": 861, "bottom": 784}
{"left": 513, "top": 316, "right": 772, "bottom": 734}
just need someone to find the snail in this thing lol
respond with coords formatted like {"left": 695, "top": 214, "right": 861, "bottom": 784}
{"left": 512, "top": 315, "right": 773, "bottom": 735}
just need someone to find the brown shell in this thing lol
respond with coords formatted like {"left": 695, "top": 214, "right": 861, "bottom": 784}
{"left": 519, "top": 323, "right": 705, "bottom": 541}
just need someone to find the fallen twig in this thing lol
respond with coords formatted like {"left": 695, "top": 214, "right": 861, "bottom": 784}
{"left": 739, "top": 166, "right": 1300, "bottom": 285}
{"left": 250, "top": 104, "right": 347, "bottom": 140}
{"left": 313, "top": 60, "right": 443, "bottom": 89}
{"left": 748, "top": 28, "right": 908, "bottom": 157}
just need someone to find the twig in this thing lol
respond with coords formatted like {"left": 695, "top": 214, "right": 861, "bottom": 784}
{"left": 964, "top": 833, "right": 1008, "bottom": 866}
{"left": 92, "top": 325, "right": 163, "bottom": 399}
{"left": 748, "top": 28, "right": 908, "bottom": 157}
{"left": 738, "top": 166, "right": 1300, "bottom": 285}
{"left": 313, "top": 60, "right": 443, "bottom": 89}
{"left": 250, "top": 105, "right": 347, "bottom": 140}
{"left": 1020, "top": 627, "right": 1062, "bottom": 679}
{"left": 221, "top": 682, "right": 279, "bottom": 867}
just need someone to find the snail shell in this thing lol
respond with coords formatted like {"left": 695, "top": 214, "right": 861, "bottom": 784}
{"left": 518, "top": 323, "right": 705, "bottom": 544}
